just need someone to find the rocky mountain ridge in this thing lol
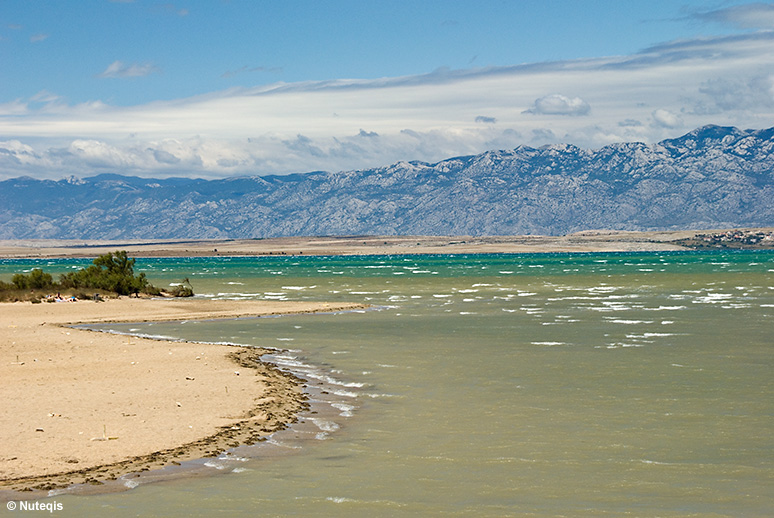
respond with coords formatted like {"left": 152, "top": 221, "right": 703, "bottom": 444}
{"left": 1, "top": 125, "right": 772, "bottom": 239}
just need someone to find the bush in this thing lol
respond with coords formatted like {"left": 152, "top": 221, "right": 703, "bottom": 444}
{"left": 12, "top": 268, "right": 54, "bottom": 290}
{"left": 1, "top": 252, "right": 189, "bottom": 299}
{"left": 59, "top": 251, "right": 149, "bottom": 296}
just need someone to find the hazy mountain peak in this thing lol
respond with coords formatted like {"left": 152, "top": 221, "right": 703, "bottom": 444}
{"left": 1, "top": 125, "right": 772, "bottom": 239}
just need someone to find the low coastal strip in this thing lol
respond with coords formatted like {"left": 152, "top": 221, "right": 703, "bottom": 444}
{"left": 0, "top": 298, "right": 367, "bottom": 495}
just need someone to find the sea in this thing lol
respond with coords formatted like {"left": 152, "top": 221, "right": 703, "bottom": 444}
{"left": 1, "top": 250, "right": 772, "bottom": 517}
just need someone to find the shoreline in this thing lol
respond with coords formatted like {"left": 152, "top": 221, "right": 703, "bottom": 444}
{"left": 0, "top": 298, "right": 367, "bottom": 495}
{"left": 0, "top": 229, "right": 772, "bottom": 260}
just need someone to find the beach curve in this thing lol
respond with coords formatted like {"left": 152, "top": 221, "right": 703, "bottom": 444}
{"left": 0, "top": 298, "right": 367, "bottom": 493}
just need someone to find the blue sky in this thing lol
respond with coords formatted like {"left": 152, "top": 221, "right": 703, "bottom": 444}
{"left": 2, "top": 1, "right": 774, "bottom": 179}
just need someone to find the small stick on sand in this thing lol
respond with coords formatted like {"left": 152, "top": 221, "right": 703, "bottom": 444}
{"left": 91, "top": 424, "right": 118, "bottom": 441}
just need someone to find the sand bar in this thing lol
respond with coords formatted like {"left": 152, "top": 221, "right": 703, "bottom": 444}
{"left": 0, "top": 231, "right": 702, "bottom": 258}
{"left": 2, "top": 229, "right": 773, "bottom": 259}
{"left": 0, "top": 298, "right": 366, "bottom": 492}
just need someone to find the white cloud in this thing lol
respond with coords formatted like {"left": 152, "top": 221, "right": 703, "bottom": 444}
{"left": 2, "top": 31, "right": 774, "bottom": 179}
{"left": 695, "top": 74, "right": 774, "bottom": 113}
{"left": 29, "top": 33, "right": 49, "bottom": 43}
{"left": 98, "top": 60, "right": 160, "bottom": 78}
{"left": 652, "top": 109, "right": 683, "bottom": 129}
{"left": 691, "top": 3, "right": 774, "bottom": 30}
{"left": 525, "top": 94, "right": 590, "bottom": 116}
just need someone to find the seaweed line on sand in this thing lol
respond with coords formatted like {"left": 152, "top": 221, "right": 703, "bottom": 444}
{"left": 0, "top": 347, "right": 309, "bottom": 495}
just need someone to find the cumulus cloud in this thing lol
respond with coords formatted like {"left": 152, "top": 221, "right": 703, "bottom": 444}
{"left": 475, "top": 116, "right": 497, "bottom": 124}
{"left": 524, "top": 94, "right": 590, "bottom": 116}
{"left": 98, "top": 60, "right": 160, "bottom": 78}
{"left": 652, "top": 109, "right": 683, "bottom": 129}
{"left": 150, "top": 148, "right": 180, "bottom": 165}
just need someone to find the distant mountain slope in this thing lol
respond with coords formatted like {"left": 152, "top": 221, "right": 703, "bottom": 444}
{"left": 1, "top": 125, "right": 773, "bottom": 239}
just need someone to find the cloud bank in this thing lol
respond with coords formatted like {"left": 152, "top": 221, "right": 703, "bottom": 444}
{"left": 2, "top": 31, "right": 774, "bottom": 179}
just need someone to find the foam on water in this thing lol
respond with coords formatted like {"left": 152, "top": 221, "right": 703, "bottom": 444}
{"left": 12, "top": 251, "right": 773, "bottom": 515}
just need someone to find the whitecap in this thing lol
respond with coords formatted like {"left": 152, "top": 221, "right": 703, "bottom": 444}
{"left": 693, "top": 293, "right": 733, "bottom": 304}
{"left": 327, "top": 497, "right": 356, "bottom": 504}
{"left": 587, "top": 286, "right": 618, "bottom": 293}
{"left": 267, "top": 437, "right": 301, "bottom": 449}
{"left": 644, "top": 305, "right": 686, "bottom": 311}
{"left": 332, "top": 389, "right": 358, "bottom": 398}
{"left": 331, "top": 403, "right": 355, "bottom": 417}
{"left": 310, "top": 418, "right": 340, "bottom": 432}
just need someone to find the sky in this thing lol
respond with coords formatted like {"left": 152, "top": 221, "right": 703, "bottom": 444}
{"left": 2, "top": 0, "right": 774, "bottom": 180}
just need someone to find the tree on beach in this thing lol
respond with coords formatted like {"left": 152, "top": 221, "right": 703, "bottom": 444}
{"left": 59, "top": 251, "right": 150, "bottom": 296}
{"left": 2, "top": 251, "right": 192, "bottom": 300}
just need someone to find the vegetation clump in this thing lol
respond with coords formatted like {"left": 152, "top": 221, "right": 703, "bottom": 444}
{"left": 59, "top": 251, "right": 151, "bottom": 296}
{"left": 0, "top": 251, "right": 193, "bottom": 302}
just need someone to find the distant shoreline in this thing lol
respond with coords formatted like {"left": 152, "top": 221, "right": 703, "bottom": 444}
{"left": 0, "top": 229, "right": 772, "bottom": 260}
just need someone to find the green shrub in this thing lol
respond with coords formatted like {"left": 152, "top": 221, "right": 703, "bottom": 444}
{"left": 12, "top": 268, "right": 54, "bottom": 290}
{"left": 59, "top": 251, "right": 149, "bottom": 296}
{"left": 1, "top": 252, "right": 177, "bottom": 299}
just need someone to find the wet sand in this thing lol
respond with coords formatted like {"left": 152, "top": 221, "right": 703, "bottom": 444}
{"left": 0, "top": 298, "right": 366, "bottom": 492}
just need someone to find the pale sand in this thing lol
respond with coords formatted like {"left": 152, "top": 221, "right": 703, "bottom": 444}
{"left": 0, "top": 298, "right": 366, "bottom": 492}
{"left": 0, "top": 231, "right": 705, "bottom": 258}
{"left": 1, "top": 228, "right": 773, "bottom": 259}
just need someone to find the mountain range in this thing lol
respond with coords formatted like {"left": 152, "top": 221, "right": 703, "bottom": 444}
{"left": 1, "top": 125, "right": 772, "bottom": 240}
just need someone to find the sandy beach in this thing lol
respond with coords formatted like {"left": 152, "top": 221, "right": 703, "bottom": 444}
{"left": 1, "top": 229, "right": 772, "bottom": 260}
{"left": 0, "top": 231, "right": 707, "bottom": 258}
{"left": 0, "top": 298, "right": 366, "bottom": 492}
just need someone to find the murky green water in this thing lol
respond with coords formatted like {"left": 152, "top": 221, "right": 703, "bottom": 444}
{"left": 2, "top": 252, "right": 773, "bottom": 516}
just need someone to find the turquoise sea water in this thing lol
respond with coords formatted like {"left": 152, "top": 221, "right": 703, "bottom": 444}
{"left": 1, "top": 251, "right": 773, "bottom": 517}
